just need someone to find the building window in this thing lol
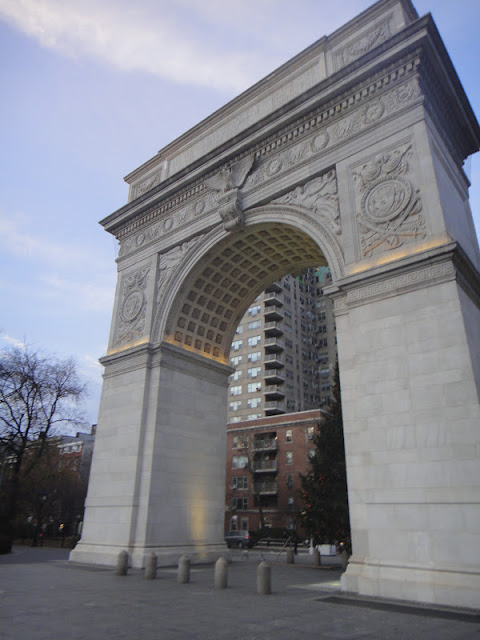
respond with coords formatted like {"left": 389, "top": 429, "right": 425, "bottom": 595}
{"left": 247, "top": 351, "right": 261, "bottom": 363}
{"left": 247, "top": 413, "right": 261, "bottom": 421}
{"left": 230, "top": 355, "right": 242, "bottom": 366}
{"left": 307, "top": 426, "right": 315, "bottom": 440}
{"left": 247, "top": 319, "right": 261, "bottom": 330}
{"left": 231, "top": 370, "right": 242, "bottom": 381}
{"left": 288, "top": 496, "right": 294, "bottom": 509}
{"left": 232, "top": 455, "right": 248, "bottom": 469}
{"left": 229, "top": 400, "right": 242, "bottom": 411}
{"left": 241, "top": 518, "right": 249, "bottom": 531}
{"left": 235, "top": 325, "right": 243, "bottom": 334}
{"left": 286, "top": 451, "right": 293, "bottom": 465}
{"left": 231, "top": 476, "right": 248, "bottom": 490}
{"left": 286, "top": 474, "right": 293, "bottom": 489}
{"left": 308, "top": 449, "right": 315, "bottom": 460}
{"left": 247, "top": 367, "right": 261, "bottom": 378}
{"left": 231, "top": 339, "right": 243, "bottom": 351}
{"left": 247, "top": 335, "right": 261, "bottom": 347}
{"left": 285, "top": 429, "right": 292, "bottom": 443}
{"left": 230, "top": 385, "right": 242, "bottom": 396}
{"left": 248, "top": 305, "right": 261, "bottom": 316}
{"left": 247, "top": 382, "right": 261, "bottom": 393}
{"left": 247, "top": 397, "right": 261, "bottom": 409}
{"left": 232, "top": 435, "right": 248, "bottom": 449}
{"left": 231, "top": 497, "right": 248, "bottom": 510}
{"left": 229, "top": 416, "right": 242, "bottom": 423}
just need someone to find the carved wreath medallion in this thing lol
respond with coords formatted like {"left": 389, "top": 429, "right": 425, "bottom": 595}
{"left": 353, "top": 143, "right": 426, "bottom": 257}
{"left": 115, "top": 266, "right": 150, "bottom": 346}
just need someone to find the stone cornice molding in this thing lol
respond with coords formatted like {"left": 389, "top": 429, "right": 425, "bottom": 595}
{"left": 155, "top": 341, "right": 233, "bottom": 385}
{"left": 327, "top": 241, "right": 480, "bottom": 314}
{"left": 100, "top": 343, "right": 154, "bottom": 379}
{"left": 100, "top": 340, "right": 233, "bottom": 383}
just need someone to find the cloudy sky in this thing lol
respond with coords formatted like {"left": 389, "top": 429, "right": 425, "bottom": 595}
{"left": 1, "top": 0, "right": 479, "bottom": 425}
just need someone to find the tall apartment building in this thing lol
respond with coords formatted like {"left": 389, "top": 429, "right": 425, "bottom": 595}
{"left": 227, "top": 267, "right": 337, "bottom": 424}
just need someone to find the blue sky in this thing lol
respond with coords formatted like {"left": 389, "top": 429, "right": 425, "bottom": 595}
{"left": 1, "top": 0, "right": 479, "bottom": 425}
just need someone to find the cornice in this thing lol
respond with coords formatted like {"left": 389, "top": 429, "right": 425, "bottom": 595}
{"left": 327, "top": 241, "right": 480, "bottom": 314}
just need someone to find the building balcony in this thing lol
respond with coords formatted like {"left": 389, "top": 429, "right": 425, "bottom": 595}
{"left": 253, "top": 460, "right": 278, "bottom": 473}
{"left": 264, "top": 308, "right": 284, "bottom": 322}
{"left": 264, "top": 385, "right": 285, "bottom": 400}
{"left": 253, "top": 438, "right": 277, "bottom": 452}
{"left": 264, "top": 321, "right": 283, "bottom": 337}
{"left": 265, "top": 281, "right": 282, "bottom": 294}
{"left": 264, "top": 400, "right": 287, "bottom": 415}
{"left": 264, "top": 354, "right": 284, "bottom": 369}
{"left": 254, "top": 481, "right": 278, "bottom": 495}
{"left": 264, "top": 338, "right": 284, "bottom": 353}
{"left": 263, "top": 369, "right": 285, "bottom": 384}
{"left": 264, "top": 292, "right": 283, "bottom": 307}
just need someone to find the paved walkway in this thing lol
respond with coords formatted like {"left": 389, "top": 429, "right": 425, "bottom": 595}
{"left": 0, "top": 546, "right": 479, "bottom": 639}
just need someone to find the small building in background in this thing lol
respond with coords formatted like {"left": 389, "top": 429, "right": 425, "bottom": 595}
{"left": 225, "top": 409, "right": 324, "bottom": 536}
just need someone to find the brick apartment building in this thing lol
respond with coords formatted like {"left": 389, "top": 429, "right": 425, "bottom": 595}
{"left": 225, "top": 409, "right": 324, "bottom": 535}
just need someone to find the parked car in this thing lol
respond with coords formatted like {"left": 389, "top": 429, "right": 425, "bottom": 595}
{"left": 224, "top": 530, "right": 255, "bottom": 548}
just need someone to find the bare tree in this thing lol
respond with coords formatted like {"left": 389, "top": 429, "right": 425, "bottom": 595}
{"left": 0, "top": 344, "right": 87, "bottom": 551}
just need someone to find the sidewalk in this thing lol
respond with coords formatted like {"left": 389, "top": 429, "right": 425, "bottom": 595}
{"left": 0, "top": 546, "right": 479, "bottom": 639}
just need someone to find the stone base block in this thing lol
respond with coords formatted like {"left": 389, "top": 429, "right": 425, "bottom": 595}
{"left": 341, "top": 559, "right": 480, "bottom": 610}
{"left": 70, "top": 541, "right": 231, "bottom": 569}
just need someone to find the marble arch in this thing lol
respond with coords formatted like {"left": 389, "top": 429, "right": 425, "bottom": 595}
{"left": 71, "top": 0, "right": 480, "bottom": 609}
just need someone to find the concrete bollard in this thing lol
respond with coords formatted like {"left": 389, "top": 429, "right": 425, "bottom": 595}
{"left": 144, "top": 552, "right": 157, "bottom": 580}
{"left": 312, "top": 547, "right": 321, "bottom": 567}
{"left": 340, "top": 549, "right": 349, "bottom": 570}
{"left": 115, "top": 550, "right": 129, "bottom": 576}
{"left": 214, "top": 557, "right": 228, "bottom": 589}
{"left": 286, "top": 548, "right": 295, "bottom": 564}
{"left": 257, "top": 561, "right": 271, "bottom": 595}
{"left": 178, "top": 555, "right": 190, "bottom": 584}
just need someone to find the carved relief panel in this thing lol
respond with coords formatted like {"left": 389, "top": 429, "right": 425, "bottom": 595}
{"left": 351, "top": 140, "right": 427, "bottom": 258}
{"left": 113, "top": 264, "right": 151, "bottom": 348}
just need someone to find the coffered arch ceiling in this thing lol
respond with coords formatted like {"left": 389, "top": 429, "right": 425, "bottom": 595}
{"left": 163, "top": 222, "right": 327, "bottom": 363}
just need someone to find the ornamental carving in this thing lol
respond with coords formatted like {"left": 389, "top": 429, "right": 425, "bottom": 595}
{"left": 244, "top": 75, "right": 421, "bottom": 192}
{"left": 272, "top": 169, "right": 341, "bottom": 235}
{"left": 118, "top": 191, "right": 216, "bottom": 258}
{"left": 205, "top": 156, "right": 255, "bottom": 232}
{"left": 156, "top": 237, "right": 202, "bottom": 301}
{"left": 353, "top": 143, "right": 426, "bottom": 257}
{"left": 334, "top": 17, "right": 393, "bottom": 70}
{"left": 115, "top": 266, "right": 150, "bottom": 346}
{"left": 131, "top": 170, "right": 163, "bottom": 200}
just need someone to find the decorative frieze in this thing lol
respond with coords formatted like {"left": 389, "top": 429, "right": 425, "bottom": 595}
{"left": 332, "top": 259, "right": 455, "bottom": 315}
{"left": 114, "top": 266, "right": 150, "bottom": 347}
{"left": 245, "top": 73, "right": 421, "bottom": 192}
{"left": 333, "top": 16, "right": 393, "bottom": 71}
{"left": 130, "top": 169, "right": 163, "bottom": 201}
{"left": 352, "top": 141, "right": 426, "bottom": 257}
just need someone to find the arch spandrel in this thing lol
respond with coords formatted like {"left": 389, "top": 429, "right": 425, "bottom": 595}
{"left": 152, "top": 205, "right": 343, "bottom": 362}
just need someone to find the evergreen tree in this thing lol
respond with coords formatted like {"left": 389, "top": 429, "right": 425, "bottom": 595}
{"left": 300, "top": 363, "right": 350, "bottom": 550}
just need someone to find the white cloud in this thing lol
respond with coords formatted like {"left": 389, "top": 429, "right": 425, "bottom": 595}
{"left": 0, "top": 0, "right": 371, "bottom": 93}
{"left": 0, "top": 334, "right": 26, "bottom": 349}
{"left": 0, "top": 0, "right": 263, "bottom": 92}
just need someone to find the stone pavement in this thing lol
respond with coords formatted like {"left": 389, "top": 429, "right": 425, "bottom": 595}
{"left": 0, "top": 546, "right": 479, "bottom": 639}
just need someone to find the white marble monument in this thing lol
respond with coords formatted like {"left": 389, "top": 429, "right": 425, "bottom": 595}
{"left": 70, "top": 0, "right": 480, "bottom": 609}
